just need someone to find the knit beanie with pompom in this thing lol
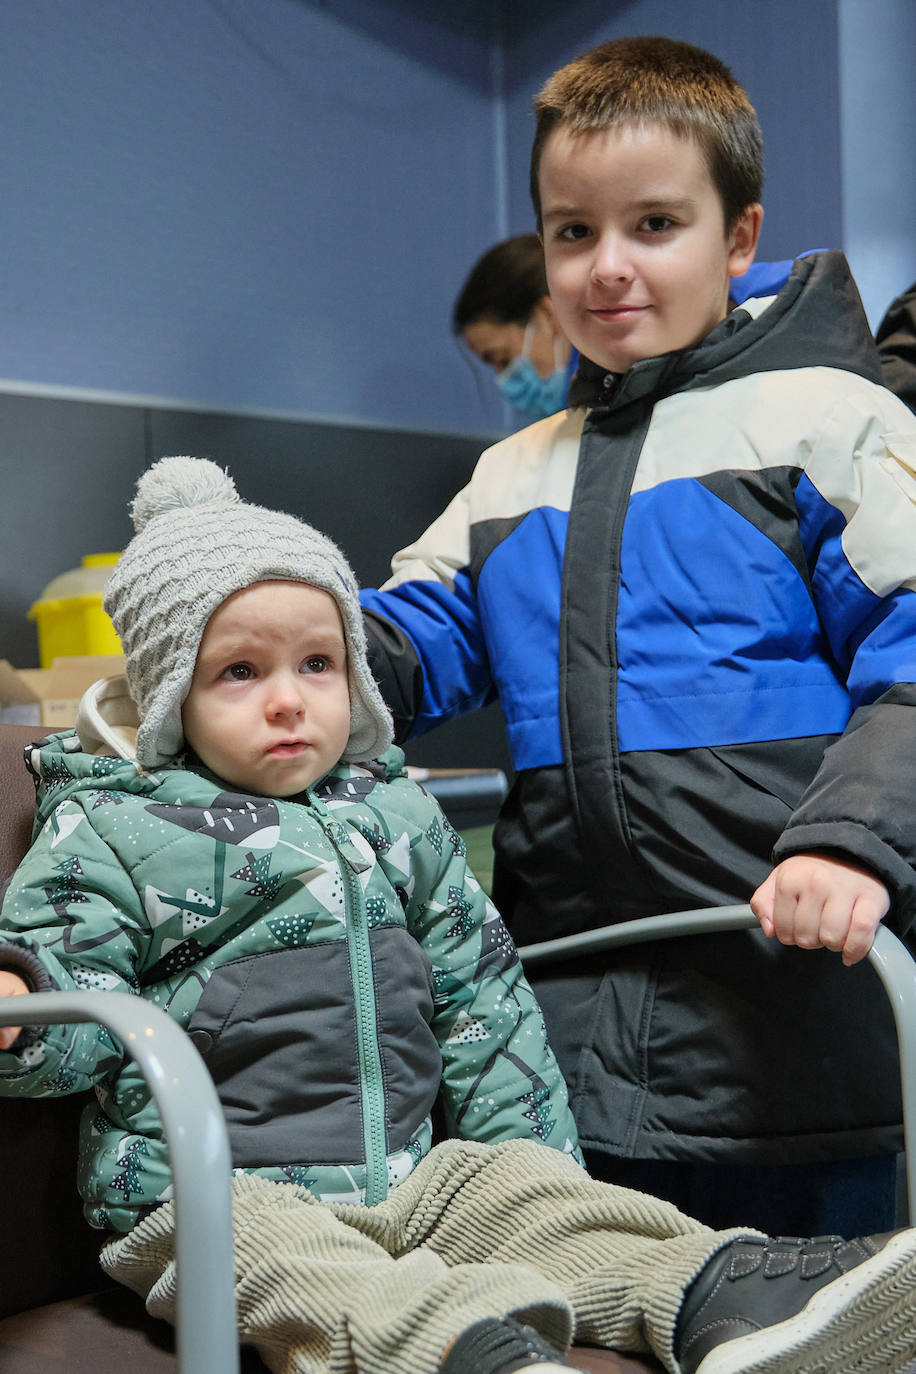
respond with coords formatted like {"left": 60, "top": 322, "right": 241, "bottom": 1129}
{"left": 103, "top": 456, "right": 393, "bottom": 769}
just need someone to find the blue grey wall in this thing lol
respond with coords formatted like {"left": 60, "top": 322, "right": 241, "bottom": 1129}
{"left": 0, "top": 0, "right": 506, "bottom": 435}
{"left": 2, "top": 0, "right": 910, "bottom": 441}
{"left": 838, "top": 0, "right": 916, "bottom": 328}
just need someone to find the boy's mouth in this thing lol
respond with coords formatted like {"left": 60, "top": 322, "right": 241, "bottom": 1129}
{"left": 589, "top": 304, "right": 647, "bottom": 322}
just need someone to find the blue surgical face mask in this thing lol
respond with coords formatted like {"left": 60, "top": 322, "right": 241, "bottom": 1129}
{"left": 495, "top": 322, "right": 568, "bottom": 421}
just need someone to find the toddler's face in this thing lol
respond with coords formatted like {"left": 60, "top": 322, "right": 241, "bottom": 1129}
{"left": 538, "top": 121, "right": 761, "bottom": 376}
{"left": 181, "top": 581, "right": 351, "bottom": 797}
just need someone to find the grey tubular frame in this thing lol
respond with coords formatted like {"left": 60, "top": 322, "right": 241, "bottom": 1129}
{"left": 517, "top": 904, "right": 916, "bottom": 1227}
{"left": 1, "top": 907, "right": 913, "bottom": 1374}
{"left": 0, "top": 991, "right": 239, "bottom": 1374}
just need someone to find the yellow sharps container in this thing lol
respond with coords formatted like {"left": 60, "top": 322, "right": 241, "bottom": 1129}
{"left": 28, "top": 554, "right": 122, "bottom": 668}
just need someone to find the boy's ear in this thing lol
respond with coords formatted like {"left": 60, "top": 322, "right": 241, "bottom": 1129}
{"left": 727, "top": 203, "right": 764, "bottom": 277}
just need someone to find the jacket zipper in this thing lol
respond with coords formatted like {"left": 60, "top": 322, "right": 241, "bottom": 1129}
{"left": 559, "top": 402, "right": 657, "bottom": 901}
{"left": 327, "top": 825, "right": 389, "bottom": 1206}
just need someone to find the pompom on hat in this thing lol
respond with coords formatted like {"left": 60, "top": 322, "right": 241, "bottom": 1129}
{"left": 104, "top": 456, "right": 394, "bottom": 769}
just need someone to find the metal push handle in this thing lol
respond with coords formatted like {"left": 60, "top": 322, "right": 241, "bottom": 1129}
{"left": 518, "top": 905, "right": 916, "bottom": 1226}
{"left": 0, "top": 991, "right": 239, "bottom": 1374}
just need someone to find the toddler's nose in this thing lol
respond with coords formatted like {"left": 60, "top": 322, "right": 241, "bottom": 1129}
{"left": 266, "top": 673, "right": 306, "bottom": 719}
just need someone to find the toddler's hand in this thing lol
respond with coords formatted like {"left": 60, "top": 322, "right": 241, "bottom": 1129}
{"left": 0, "top": 971, "right": 30, "bottom": 1051}
{"left": 750, "top": 853, "right": 890, "bottom": 967}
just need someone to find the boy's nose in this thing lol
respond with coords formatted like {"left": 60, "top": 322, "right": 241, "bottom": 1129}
{"left": 590, "top": 233, "right": 633, "bottom": 285}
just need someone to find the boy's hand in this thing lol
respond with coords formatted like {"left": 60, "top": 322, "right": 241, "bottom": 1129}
{"left": 750, "top": 853, "right": 890, "bottom": 967}
{"left": 0, "top": 971, "right": 30, "bottom": 1051}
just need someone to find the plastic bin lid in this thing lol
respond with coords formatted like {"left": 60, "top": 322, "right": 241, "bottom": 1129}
{"left": 30, "top": 553, "right": 121, "bottom": 609}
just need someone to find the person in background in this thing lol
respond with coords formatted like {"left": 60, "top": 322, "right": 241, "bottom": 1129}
{"left": 453, "top": 234, "right": 577, "bottom": 423}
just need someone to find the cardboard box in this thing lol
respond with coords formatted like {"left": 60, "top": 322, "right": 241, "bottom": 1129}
{"left": 0, "top": 655, "right": 125, "bottom": 729}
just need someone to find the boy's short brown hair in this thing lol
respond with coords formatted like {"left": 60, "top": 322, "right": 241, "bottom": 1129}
{"left": 530, "top": 35, "right": 763, "bottom": 231}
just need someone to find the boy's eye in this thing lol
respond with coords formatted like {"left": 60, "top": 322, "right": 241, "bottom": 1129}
{"left": 558, "top": 222, "right": 590, "bottom": 242}
{"left": 302, "top": 656, "right": 330, "bottom": 674}
{"left": 642, "top": 214, "right": 675, "bottom": 234}
{"left": 223, "top": 663, "right": 253, "bottom": 681}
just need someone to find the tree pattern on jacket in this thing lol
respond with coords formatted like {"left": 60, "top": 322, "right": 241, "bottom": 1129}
{"left": 0, "top": 737, "right": 580, "bottom": 1231}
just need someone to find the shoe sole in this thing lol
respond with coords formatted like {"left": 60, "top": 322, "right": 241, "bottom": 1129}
{"left": 694, "top": 1229, "right": 916, "bottom": 1374}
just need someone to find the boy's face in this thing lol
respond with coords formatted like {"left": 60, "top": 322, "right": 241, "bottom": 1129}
{"left": 181, "top": 580, "right": 351, "bottom": 797}
{"left": 538, "top": 121, "right": 762, "bottom": 375}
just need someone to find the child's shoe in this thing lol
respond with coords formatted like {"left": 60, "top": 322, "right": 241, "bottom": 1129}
{"left": 675, "top": 1229, "right": 916, "bottom": 1373}
{"left": 440, "top": 1315, "right": 572, "bottom": 1372}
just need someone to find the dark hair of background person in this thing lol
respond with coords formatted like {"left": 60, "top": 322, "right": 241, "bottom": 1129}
{"left": 452, "top": 234, "right": 548, "bottom": 335}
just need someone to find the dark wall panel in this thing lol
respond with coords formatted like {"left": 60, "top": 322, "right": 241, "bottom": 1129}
{"left": 147, "top": 410, "right": 481, "bottom": 591}
{"left": 0, "top": 393, "right": 148, "bottom": 667}
{"left": 1, "top": 393, "right": 510, "bottom": 773}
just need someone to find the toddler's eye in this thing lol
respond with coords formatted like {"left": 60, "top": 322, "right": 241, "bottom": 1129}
{"left": 302, "top": 656, "right": 329, "bottom": 674}
{"left": 223, "top": 663, "right": 253, "bottom": 681}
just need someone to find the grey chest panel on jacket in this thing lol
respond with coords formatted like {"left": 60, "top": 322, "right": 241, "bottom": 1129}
{"left": 186, "top": 926, "right": 441, "bottom": 1168}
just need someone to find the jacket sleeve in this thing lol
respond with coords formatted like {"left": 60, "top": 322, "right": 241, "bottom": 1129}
{"left": 774, "top": 390, "right": 916, "bottom": 930}
{"left": 876, "top": 282, "right": 916, "bottom": 415}
{"left": 361, "top": 481, "right": 496, "bottom": 743}
{"left": 0, "top": 797, "right": 148, "bottom": 1095}
{"left": 395, "top": 779, "right": 580, "bottom": 1159}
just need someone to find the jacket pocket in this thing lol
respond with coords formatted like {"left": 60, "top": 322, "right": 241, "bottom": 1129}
{"left": 187, "top": 929, "right": 442, "bottom": 1169}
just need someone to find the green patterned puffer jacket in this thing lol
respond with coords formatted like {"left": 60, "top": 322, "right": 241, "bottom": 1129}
{"left": 0, "top": 734, "right": 579, "bottom": 1232}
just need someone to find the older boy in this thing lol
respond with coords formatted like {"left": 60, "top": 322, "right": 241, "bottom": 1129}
{"left": 2, "top": 457, "right": 916, "bottom": 1374}
{"left": 360, "top": 36, "right": 916, "bottom": 1238}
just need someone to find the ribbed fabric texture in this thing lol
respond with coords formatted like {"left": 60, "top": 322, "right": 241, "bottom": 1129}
{"left": 101, "top": 1138, "right": 743, "bottom": 1374}
{"left": 439, "top": 1316, "right": 569, "bottom": 1372}
{"left": 103, "top": 456, "right": 393, "bottom": 767}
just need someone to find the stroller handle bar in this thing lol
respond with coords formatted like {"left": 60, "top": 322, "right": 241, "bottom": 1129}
{"left": 0, "top": 990, "right": 239, "bottom": 1374}
{"left": 517, "top": 904, "right": 916, "bottom": 1227}
{"left": 1, "top": 905, "right": 913, "bottom": 1373}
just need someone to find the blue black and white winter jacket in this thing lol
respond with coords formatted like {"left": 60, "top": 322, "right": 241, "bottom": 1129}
{"left": 362, "top": 252, "right": 916, "bottom": 1165}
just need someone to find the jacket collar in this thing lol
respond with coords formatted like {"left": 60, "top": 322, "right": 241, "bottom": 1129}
{"left": 567, "top": 251, "right": 883, "bottom": 414}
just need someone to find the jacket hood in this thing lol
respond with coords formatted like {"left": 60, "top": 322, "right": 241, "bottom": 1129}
{"left": 25, "top": 676, "right": 168, "bottom": 826}
{"left": 75, "top": 675, "right": 140, "bottom": 761}
{"left": 26, "top": 724, "right": 154, "bottom": 832}
{"left": 568, "top": 251, "right": 884, "bottom": 412}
